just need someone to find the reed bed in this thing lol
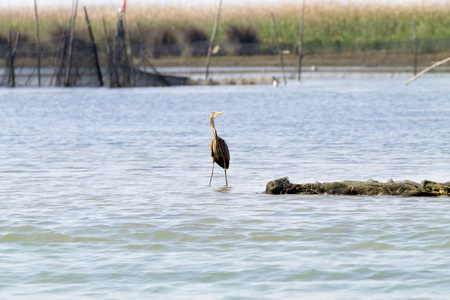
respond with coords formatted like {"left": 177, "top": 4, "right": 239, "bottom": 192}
{"left": 1, "top": 1, "right": 450, "bottom": 50}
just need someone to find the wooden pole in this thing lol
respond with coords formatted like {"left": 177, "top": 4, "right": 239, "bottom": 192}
{"left": 7, "top": 32, "right": 20, "bottom": 88}
{"left": 84, "top": 6, "right": 103, "bottom": 87}
{"left": 121, "top": 10, "right": 135, "bottom": 86}
{"left": 34, "top": 0, "right": 41, "bottom": 86}
{"left": 271, "top": 12, "right": 287, "bottom": 85}
{"left": 205, "top": 0, "right": 222, "bottom": 82}
{"left": 102, "top": 17, "right": 119, "bottom": 87}
{"left": 297, "top": 1, "right": 305, "bottom": 81}
{"left": 413, "top": 20, "right": 418, "bottom": 76}
{"left": 136, "top": 23, "right": 145, "bottom": 84}
{"left": 55, "top": 1, "right": 75, "bottom": 86}
{"left": 405, "top": 56, "right": 450, "bottom": 85}
{"left": 116, "top": 14, "right": 130, "bottom": 86}
{"left": 65, "top": 0, "right": 78, "bottom": 87}
{"left": 126, "top": 29, "right": 136, "bottom": 87}
{"left": 7, "top": 32, "right": 14, "bottom": 87}
{"left": 13, "top": 33, "right": 20, "bottom": 57}
{"left": 50, "top": 32, "right": 64, "bottom": 86}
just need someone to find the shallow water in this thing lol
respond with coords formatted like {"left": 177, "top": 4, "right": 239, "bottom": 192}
{"left": 1, "top": 76, "right": 449, "bottom": 299}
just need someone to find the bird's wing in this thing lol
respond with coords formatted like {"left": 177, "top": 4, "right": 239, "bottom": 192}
{"left": 220, "top": 138, "right": 230, "bottom": 169}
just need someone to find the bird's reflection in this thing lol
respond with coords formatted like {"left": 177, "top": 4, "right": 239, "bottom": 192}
{"left": 214, "top": 186, "right": 232, "bottom": 193}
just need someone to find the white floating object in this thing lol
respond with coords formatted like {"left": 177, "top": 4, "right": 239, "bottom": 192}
{"left": 212, "top": 45, "right": 220, "bottom": 55}
{"left": 272, "top": 77, "right": 279, "bottom": 87}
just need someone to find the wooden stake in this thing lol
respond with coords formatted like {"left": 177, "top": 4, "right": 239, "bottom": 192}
{"left": 102, "top": 17, "right": 119, "bottom": 87}
{"left": 116, "top": 14, "right": 131, "bottom": 86}
{"left": 65, "top": 0, "right": 78, "bottom": 87}
{"left": 271, "top": 12, "right": 287, "bottom": 85}
{"left": 127, "top": 29, "right": 136, "bottom": 87}
{"left": 84, "top": 6, "right": 103, "bottom": 87}
{"left": 405, "top": 56, "right": 450, "bottom": 85}
{"left": 34, "top": 0, "right": 41, "bottom": 86}
{"left": 297, "top": 1, "right": 305, "bottom": 81}
{"left": 7, "top": 32, "right": 14, "bottom": 87}
{"left": 205, "top": 0, "right": 222, "bottom": 82}
{"left": 50, "top": 32, "right": 65, "bottom": 86}
{"left": 7, "top": 32, "right": 20, "bottom": 88}
{"left": 121, "top": 11, "right": 135, "bottom": 86}
{"left": 54, "top": 0, "right": 76, "bottom": 87}
{"left": 56, "top": 0, "right": 76, "bottom": 86}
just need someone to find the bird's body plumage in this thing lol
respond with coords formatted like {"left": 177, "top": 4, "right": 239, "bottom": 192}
{"left": 209, "top": 112, "right": 230, "bottom": 186}
{"left": 210, "top": 137, "right": 230, "bottom": 169}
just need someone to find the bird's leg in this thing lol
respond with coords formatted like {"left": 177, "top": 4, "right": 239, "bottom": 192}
{"left": 209, "top": 159, "right": 215, "bottom": 186}
{"left": 224, "top": 168, "right": 228, "bottom": 186}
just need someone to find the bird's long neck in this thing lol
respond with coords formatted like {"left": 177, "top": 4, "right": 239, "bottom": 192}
{"left": 211, "top": 117, "right": 218, "bottom": 140}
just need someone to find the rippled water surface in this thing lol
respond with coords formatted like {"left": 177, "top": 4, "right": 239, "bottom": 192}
{"left": 1, "top": 76, "right": 450, "bottom": 299}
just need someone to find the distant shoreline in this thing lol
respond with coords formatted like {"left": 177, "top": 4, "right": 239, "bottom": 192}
{"left": 149, "top": 51, "right": 450, "bottom": 70}
{"left": 2, "top": 1, "right": 450, "bottom": 87}
{"left": 3, "top": 51, "right": 450, "bottom": 71}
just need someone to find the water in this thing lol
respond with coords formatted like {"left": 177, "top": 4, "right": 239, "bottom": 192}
{"left": 1, "top": 75, "right": 449, "bottom": 299}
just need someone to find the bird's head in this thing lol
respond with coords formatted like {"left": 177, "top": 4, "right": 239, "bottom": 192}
{"left": 210, "top": 111, "right": 225, "bottom": 119}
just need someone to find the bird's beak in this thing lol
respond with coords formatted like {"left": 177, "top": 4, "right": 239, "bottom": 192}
{"left": 212, "top": 111, "right": 225, "bottom": 118}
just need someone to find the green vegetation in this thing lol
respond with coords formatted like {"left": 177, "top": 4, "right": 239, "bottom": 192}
{"left": 1, "top": 2, "right": 450, "bottom": 51}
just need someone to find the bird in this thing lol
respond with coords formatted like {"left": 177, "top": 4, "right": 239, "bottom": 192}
{"left": 209, "top": 112, "right": 230, "bottom": 186}
{"left": 272, "top": 76, "right": 279, "bottom": 87}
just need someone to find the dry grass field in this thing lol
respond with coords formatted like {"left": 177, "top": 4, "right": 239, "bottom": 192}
{"left": 2, "top": 1, "right": 450, "bottom": 46}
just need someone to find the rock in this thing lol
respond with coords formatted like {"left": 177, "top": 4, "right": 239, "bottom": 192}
{"left": 265, "top": 177, "right": 291, "bottom": 194}
{"left": 399, "top": 180, "right": 420, "bottom": 187}
{"left": 422, "top": 180, "right": 450, "bottom": 195}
